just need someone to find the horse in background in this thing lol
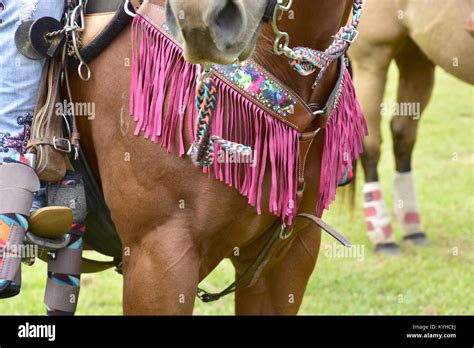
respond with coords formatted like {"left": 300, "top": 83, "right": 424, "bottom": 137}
{"left": 349, "top": 0, "right": 474, "bottom": 254}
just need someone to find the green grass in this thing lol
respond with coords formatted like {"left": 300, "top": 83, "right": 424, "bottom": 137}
{"left": 1, "top": 65, "right": 472, "bottom": 315}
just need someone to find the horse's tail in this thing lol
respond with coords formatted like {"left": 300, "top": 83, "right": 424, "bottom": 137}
{"left": 338, "top": 159, "right": 358, "bottom": 213}
{"left": 348, "top": 160, "right": 358, "bottom": 210}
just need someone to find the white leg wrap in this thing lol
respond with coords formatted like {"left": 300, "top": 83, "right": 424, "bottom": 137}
{"left": 393, "top": 171, "right": 423, "bottom": 236}
{"left": 363, "top": 182, "right": 396, "bottom": 245}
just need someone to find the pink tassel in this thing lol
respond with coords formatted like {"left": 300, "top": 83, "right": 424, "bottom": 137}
{"left": 130, "top": 15, "right": 301, "bottom": 225}
{"left": 130, "top": 16, "right": 366, "bottom": 224}
{"left": 316, "top": 69, "right": 368, "bottom": 216}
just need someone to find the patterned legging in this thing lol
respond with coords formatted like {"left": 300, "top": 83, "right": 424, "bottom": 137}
{"left": 0, "top": 0, "right": 83, "bottom": 315}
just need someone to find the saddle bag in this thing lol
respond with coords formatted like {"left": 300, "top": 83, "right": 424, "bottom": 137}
{"left": 27, "top": 58, "right": 68, "bottom": 182}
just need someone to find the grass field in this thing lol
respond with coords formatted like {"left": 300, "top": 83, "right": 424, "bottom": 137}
{"left": 1, "top": 65, "right": 472, "bottom": 315}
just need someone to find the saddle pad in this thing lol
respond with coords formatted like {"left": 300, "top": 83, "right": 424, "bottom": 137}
{"left": 82, "top": 13, "right": 116, "bottom": 46}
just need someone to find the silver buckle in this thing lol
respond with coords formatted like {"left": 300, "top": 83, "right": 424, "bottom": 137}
{"left": 279, "top": 224, "right": 294, "bottom": 240}
{"left": 341, "top": 29, "right": 359, "bottom": 44}
{"left": 53, "top": 136, "right": 72, "bottom": 153}
{"left": 346, "top": 29, "right": 359, "bottom": 44}
{"left": 332, "top": 28, "right": 359, "bottom": 45}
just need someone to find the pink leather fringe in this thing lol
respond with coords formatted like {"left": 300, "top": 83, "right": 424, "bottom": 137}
{"left": 130, "top": 15, "right": 366, "bottom": 224}
{"left": 316, "top": 70, "right": 368, "bottom": 216}
{"left": 130, "top": 16, "right": 299, "bottom": 225}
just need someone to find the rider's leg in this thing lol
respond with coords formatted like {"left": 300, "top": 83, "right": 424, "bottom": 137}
{"left": 0, "top": 0, "right": 64, "bottom": 297}
{"left": 43, "top": 172, "right": 86, "bottom": 316}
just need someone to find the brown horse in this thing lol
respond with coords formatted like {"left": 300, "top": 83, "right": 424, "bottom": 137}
{"left": 349, "top": 0, "right": 474, "bottom": 253}
{"left": 71, "top": 0, "right": 355, "bottom": 314}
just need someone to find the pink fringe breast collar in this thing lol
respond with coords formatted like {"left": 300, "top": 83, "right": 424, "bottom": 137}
{"left": 129, "top": 13, "right": 367, "bottom": 225}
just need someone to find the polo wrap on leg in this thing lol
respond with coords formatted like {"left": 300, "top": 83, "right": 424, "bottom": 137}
{"left": 0, "top": 163, "right": 39, "bottom": 284}
{"left": 393, "top": 171, "right": 423, "bottom": 236}
{"left": 363, "top": 182, "right": 396, "bottom": 245}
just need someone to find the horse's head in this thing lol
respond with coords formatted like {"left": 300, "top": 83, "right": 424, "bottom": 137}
{"left": 166, "top": 0, "right": 270, "bottom": 64}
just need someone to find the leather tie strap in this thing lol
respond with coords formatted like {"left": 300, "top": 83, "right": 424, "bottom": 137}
{"left": 262, "top": 0, "right": 278, "bottom": 23}
{"left": 297, "top": 213, "right": 352, "bottom": 247}
{"left": 197, "top": 218, "right": 283, "bottom": 302}
{"left": 27, "top": 137, "right": 72, "bottom": 153}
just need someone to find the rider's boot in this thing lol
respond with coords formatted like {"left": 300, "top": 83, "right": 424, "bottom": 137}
{"left": 0, "top": 160, "right": 40, "bottom": 298}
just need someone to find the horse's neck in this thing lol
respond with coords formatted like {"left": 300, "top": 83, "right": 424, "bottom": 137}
{"left": 253, "top": 0, "right": 352, "bottom": 105}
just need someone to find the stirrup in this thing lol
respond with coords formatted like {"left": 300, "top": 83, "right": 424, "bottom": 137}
{"left": 25, "top": 231, "right": 71, "bottom": 252}
{"left": 28, "top": 206, "right": 73, "bottom": 239}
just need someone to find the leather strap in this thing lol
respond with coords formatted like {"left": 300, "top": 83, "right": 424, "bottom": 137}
{"left": 198, "top": 218, "right": 283, "bottom": 302}
{"left": 296, "top": 131, "right": 318, "bottom": 205}
{"left": 297, "top": 213, "right": 352, "bottom": 247}
{"left": 70, "top": 1, "right": 133, "bottom": 69}
{"left": 262, "top": 0, "right": 278, "bottom": 23}
{"left": 295, "top": 57, "right": 346, "bottom": 208}
{"left": 28, "top": 58, "right": 68, "bottom": 181}
{"left": 27, "top": 137, "right": 71, "bottom": 153}
{"left": 311, "top": 57, "right": 346, "bottom": 130}
{"left": 83, "top": 0, "right": 142, "bottom": 14}
{"left": 85, "top": 0, "right": 123, "bottom": 14}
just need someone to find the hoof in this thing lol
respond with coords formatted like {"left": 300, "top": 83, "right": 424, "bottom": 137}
{"left": 374, "top": 242, "right": 401, "bottom": 256}
{"left": 404, "top": 232, "right": 431, "bottom": 247}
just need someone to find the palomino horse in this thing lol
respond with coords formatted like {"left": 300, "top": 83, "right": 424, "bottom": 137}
{"left": 349, "top": 0, "right": 474, "bottom": 254}
{"left": 71, "top": 0, "right": 359, "bottom": 314}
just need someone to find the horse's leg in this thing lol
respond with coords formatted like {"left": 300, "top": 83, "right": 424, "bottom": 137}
{"left": 233, "top": 224, "right": 321, "bottom": 315}
{"left": 391, "top": 38, "right": 435, "bottom": 246}
{"left": 351, "top": 44, "right": 400, "bottom": 253}
{"left": 120, "top": 220, "right": 200, "bottom": 315}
